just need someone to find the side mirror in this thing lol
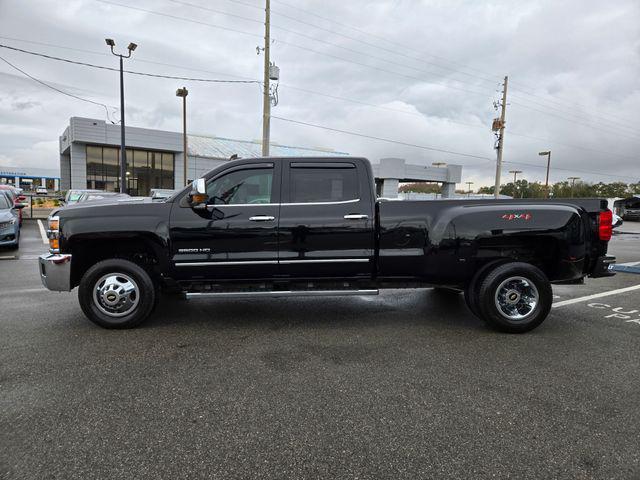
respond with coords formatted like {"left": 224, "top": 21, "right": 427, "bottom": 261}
{"left": 195, "top": 178, "right": 206, "bottom": 194}
{"left": 189, "top": 178, "right": 208, "bottom": 210}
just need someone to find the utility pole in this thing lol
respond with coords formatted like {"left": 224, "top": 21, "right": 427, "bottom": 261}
{"left": 539, "top": 150, "right": 552, "bottom": 198}
{"left": 568, "top": 176, "right": 580, "bottom": 197}
{"left": 261, "top": 0, "right": 271, "bottom": 157}
{"left": 466, "top": 181, "right": 474, "bottom": 198}
{"left": 176, "top": 87, "right": 189, "bottom": 185}
{"left": 493, "top": 75, "right": 508, "bottom": 199}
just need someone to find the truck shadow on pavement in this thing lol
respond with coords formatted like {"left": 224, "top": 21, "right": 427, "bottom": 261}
{"left": 143, "top": 289, "right": 486, "bottom": 333}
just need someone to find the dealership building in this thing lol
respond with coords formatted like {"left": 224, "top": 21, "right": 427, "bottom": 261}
{"left": 0, "top": 166, "right": 60, "bottom": 191}
{"left": 59, "top": 117, "right": 350, "bottom": 196}
{"left": 58, "top": 117, "right": 462, "bottom": 197}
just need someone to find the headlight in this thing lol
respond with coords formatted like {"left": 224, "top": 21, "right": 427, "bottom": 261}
{"left": 47, "top": 215, "right": 60, "bottom": 253}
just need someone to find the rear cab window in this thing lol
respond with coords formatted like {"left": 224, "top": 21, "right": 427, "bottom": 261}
{"left": 288, "top": 162, "right": 359, "bottom": 204}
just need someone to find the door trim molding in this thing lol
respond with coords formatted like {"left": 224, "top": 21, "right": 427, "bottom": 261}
{"left": 279, "top": 258, "right": 370, "bottom": 264}
{"left": 175, "top": 260, "right": 279, "bottom": 267}
{"left": 174, "top": 258, "right": 370, "bottom": 267}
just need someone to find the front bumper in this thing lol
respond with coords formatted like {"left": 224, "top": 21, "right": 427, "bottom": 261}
{"left": 589, "top": 255, "right": 616, "bottom": 278}
{"left": 39, "top": 253, "right": 72, "bottom": 291}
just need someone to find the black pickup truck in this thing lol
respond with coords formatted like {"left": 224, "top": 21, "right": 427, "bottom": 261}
{"left": 40, "top": 156, "right": 615, "bottom": 333}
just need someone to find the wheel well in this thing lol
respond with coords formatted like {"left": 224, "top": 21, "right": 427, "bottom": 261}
{"left": 474, "top": 236, "right": 559, "bottom": 282}
{"left": 69, "top": 236, "right": 161, "bottom": 288}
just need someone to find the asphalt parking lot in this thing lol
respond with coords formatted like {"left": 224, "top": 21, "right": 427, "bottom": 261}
{"left": 1, "top": 221, "right": 639, "bottom": 479}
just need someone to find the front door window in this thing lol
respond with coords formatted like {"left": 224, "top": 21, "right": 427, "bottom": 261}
{"left": 207, "top": 168, "right": 273, "bottom": 205}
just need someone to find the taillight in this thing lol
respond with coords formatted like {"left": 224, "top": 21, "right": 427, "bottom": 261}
{"left": 598, "top": 210, "right": 612, "bottom": 242}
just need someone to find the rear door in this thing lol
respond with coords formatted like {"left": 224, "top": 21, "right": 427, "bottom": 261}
{"left": 277, "top": 160, "right": 375, "bottom": 279}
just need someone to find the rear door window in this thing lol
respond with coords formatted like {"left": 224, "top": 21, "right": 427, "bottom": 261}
{"left": 289, "top": 165, "right": 358, "bottom": 203}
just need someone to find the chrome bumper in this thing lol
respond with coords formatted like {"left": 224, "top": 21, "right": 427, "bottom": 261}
{"left": 39, "top": 253, "right": 72, "bottom": 291}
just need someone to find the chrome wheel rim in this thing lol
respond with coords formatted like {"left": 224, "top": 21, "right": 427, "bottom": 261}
{"left": 494, "top": 276, "right": 539, "bottom": 321}
{"left": 93, "top": 273, "right": 140, "bottom": 318}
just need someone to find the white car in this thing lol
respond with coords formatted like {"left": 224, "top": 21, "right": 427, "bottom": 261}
{"left": 36, "top": 186, "right": 48, "bottom": 195}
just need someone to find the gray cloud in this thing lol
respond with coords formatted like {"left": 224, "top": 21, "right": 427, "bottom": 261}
{"left": 0, "top": 0, "right": 638, "bottom": 187}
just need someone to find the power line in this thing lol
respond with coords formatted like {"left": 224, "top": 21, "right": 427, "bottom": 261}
{"left": 502, "top": 160, "right": 635, "bottom": 181}
{"left": 179, "top": 0, "right": 501, "bottom": 86}
{"left": 271, "top": 115, "right": 493, "bottom": 162}
{"left": 3, "top": 38, "right": 637, "bottom": 161}
{"left": 0, "top": 44, "right": 261, "bottom": 84}
{"left": 106, "top": 0, "right": 637, "bottom": 140}
{"left": 510, "top": 100, "right": 640, "bottom": 143}
{"left": 509, "top": 91, "right": 639, "bottom": 136}
{"left": 0, "top": 54, "right": 118, "bottom": 121}
{"left": 94, "top": 0, "right": 496, "bottom": 100}
{"left": 270, "top": 0, "right": 498, "bottom": 81}
{"left": 0, "top": 35, "right": 260, "bottom": 83}
{"left": 281, "top": 83, "right": 638, "bottom": 161}
{"left": 268, "top": 0, "right": 639, "bottom": 127}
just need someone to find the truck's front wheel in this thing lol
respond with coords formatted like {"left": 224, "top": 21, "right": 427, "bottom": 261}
{"left": 477, "top": 262, "right": 552, "bottom": 333}
{"left": 78, "top": 259, "right": 156, "bottom": 329}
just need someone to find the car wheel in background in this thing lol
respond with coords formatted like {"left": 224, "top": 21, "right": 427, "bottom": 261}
{"left": 477, "top": 262, "right": 552, "bottom": 334}
{"left": 78, "top": 258, "right": 156, "bottom": 329}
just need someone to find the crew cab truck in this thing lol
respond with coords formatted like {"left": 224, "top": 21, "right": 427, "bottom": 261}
{"left": 39, "top": 157, "right": 615, "bottom": 333}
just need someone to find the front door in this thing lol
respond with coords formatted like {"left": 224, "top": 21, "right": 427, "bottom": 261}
{"left": 277, "top": 160, "right": 375, "bottom": 279}
{"left": 169, "top": 162, "right": 281, "bottom": 281}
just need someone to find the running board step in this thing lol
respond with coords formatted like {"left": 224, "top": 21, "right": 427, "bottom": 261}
{"left": 184, "top": 289, "right": 379, "bottom": 299}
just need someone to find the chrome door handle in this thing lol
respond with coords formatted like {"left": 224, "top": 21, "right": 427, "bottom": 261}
{"left": 344, "top": 214, "right": 368, "bottom": 220}
{"left": 249, "top": 215, "right": 276, "bottom": 221}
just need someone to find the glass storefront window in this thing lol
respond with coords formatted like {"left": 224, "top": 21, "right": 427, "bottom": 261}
{"left": 86, "top": 146, "right": 174, "bottom": 195}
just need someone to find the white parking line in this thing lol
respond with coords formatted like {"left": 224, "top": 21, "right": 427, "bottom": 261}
{"left": 0, "top": 255, "right": 17, "bottom": 260}
{"left": 36, "top": 219, "right": 48, "bottom": 244}
{"left": 552, "top": 284, "right": 640, "bottom": 308}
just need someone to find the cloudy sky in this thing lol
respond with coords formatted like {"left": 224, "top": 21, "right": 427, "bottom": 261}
{"left": 0, "top": 0, "right": 638, "bottom": 188}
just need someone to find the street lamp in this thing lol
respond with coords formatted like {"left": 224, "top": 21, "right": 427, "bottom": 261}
{"left": 106, "top": 38, "right": 137, "bottom": 194}
{"left": 176, "top": 87, "right": 189, "bottom": 186}
{"left": 466, "top": 181, "right": 474, "bottom": 198}
{"left": 538, "top": 150, "right": 551, "bottom": 199}
{"left": 508, "top": 170, "right": 523, "bottom": 198}
{"left": 568, "top": 176, "right": 580, "bottom": 198}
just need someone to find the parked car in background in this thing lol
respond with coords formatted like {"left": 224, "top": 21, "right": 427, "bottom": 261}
{"left": 62, "top": 189, "right": 102, "bottom": 205}
{"left": 612, "top": 212, "right": 623, "bottom": 229}
{"left": 0, "top": 185, "right": 26, "bottom": 226}
{"left": 150, "top": 188, "right": 177, "bottom": 201}
{"left": 0, "top": 193, "right": 24, "bottom": 249}
{"left": 36, "top": 186, "right": 48, "bottom": 195}
{"left": 76, "top": 192, "right": 130, "bottom": 204}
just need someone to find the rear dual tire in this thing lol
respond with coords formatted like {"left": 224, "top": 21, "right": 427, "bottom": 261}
{"left": 465, "top": 262, "right": 552, "bottom": 333}
{"left": 78, "top": 258, "right": 157, "bottom": 329}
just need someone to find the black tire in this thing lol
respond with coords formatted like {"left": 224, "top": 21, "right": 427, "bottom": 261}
{"left": 464, "top": 277, "right": 482, "bottom": 318}
{"left": 78, "top": 258, "right": 156, "bottom": 329}
{"left": 464, "top": 261, "right": 506, "bottom": 319}
{"left": 477, "top": 262, "right": 552, "bottom": 333}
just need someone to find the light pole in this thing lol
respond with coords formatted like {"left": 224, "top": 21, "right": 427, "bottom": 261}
{"left": 176, "top": 87, "right": 189, "bottom": 185}
{"left": 466, "top": 181, "right": 474, "bottom": 198}
{"left": 538, "top": 150, "right": 551, "bottom": 199}
{"left": 568, "top": 176, "right": 580, "bottom": 197}
{"left": 106, "top": 38, "right": 137, "bottom": 194}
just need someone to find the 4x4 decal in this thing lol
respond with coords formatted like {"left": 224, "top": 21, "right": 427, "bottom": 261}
{"left": 502, "top": 213, "right": 532, "bottom": 221}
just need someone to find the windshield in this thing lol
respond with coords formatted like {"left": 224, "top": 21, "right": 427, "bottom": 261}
{"left": 0, "top": 194, "right": 10, "bottom": 209}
